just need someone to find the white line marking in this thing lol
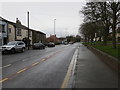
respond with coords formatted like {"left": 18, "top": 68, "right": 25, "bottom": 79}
{"left": 22, "top": 60, "right": 26, "bottom": 61}
{"left": 2, "top": 64, "right": 12, "bottom": 69}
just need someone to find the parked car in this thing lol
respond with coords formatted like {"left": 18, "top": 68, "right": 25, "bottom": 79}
{"left": 44, "top": 43, "right": 48, "bottom": 46}
{"left": 47, "top": 42, "right": 55, "bottom": 47}
{"left": 32, "top": 43, "right": 45, "bottom": 49}
{"left": 64, "top": 42, "right": 68, "bottom": 45}
{"left": 69, "top": 42, "right": 74, "bottom": 44}
{"left": 1, "top": 41, "right": 26, "bottom": 54}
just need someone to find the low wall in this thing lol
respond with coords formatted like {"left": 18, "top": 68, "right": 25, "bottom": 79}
{"left": 87, "top": 46, "right": 120, "bottom": 72}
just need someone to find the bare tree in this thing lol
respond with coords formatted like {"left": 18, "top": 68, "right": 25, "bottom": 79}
{"left": 108, "top": 1, "right": 120, "bottom": 48}
{"left": 79, "top": 1, "right": 120, "bottom": 48}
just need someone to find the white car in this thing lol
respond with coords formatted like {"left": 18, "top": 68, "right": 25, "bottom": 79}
{"left": 1, "top": 41, "right": 26, "bottom": 54}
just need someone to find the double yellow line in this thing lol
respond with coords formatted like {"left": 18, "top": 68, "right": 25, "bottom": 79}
{"left": 17, "top": 68, "right": 27, "bottom": 74}
{"left": 0, "top": 78, "right": 9, "bottom": 83}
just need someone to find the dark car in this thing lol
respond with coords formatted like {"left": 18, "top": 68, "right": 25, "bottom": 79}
{"left": 47, "top": 42, "right": 55, "bottom": 47}
{"left": 44, "top": 43, "right": 48, "bottom": 46}
{"left": 32, "top": 43, "right": 45, "bottom": 49}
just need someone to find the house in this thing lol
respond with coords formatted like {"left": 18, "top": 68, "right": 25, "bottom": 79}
{"left": 0, "top": 17, "right": 33, "bottom": 46}
{"left": 32, "top": 29, "right": 46, "bottom": 44}
{"left": 0, "top": 17, "right": 46, "bottom": 46}
{"left": 0, "top": 17, "right": 8, "bottom": 45}
{"left": 13, "top": 18, "right": 32, "bottom": 46}
{"left": 46, "top": 34, "right": 60, "bottom": 44}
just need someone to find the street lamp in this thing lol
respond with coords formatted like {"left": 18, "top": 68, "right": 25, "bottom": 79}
{"left": 54, "top": 19, "right": 56, "bottom": 43}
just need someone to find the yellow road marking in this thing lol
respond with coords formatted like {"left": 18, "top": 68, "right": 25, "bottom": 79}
{"left": 17, "top": 68, "right": 27, "bottom": 74}
{"left": 0, "top": 78, "right": 9, "bottom": 83}
{"left": 41, "top": 59, "right": 45, "bottom": 62}
{"left": 46, "top": 56, "right": 50, "bottom": 59}
{"left": 61, "top": 49, "right": 78, "bottom": 88}
{"left": 1, "top": 49, "right": 64, "bottom": 83}
{"left": 61, "top": 66, "right": 72, "bottom": 88}
{"left": 31, "top": 62, "right": 40, "bottom": 66}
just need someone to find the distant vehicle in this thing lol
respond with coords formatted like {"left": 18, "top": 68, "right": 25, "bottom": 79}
{"left": 69, "top": 42, "right": 74, "bottom": 44}
{"left": 47, "top": 42, "right": 55, "bottom": 47}
{"left": 32, "top": 43, "right": 45, "bottom": 49}
{"left": 64, "top": 42, "right": 68, "bottom": 45}
{"left": 1, "top": 41, "right": 26, "bottom": 54}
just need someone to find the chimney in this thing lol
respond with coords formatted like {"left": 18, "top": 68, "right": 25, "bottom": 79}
{"left": 16, "top": 18, "right": 18, "bottom": 23}
{"left": 16, "top": 18, "right": 21, "bottom": 24}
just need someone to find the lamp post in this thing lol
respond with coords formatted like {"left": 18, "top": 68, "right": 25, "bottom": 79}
{"left": 54, "top": 19, "right": 56, "bottom": 44}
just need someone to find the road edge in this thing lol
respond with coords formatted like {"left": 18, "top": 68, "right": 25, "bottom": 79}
{"left": 61, "top": 47, "right": 78, "bottom": 88}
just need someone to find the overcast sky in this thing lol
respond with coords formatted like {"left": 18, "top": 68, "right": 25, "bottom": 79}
{"left": 1, "top": 2, "right": 86, "bottom": 37}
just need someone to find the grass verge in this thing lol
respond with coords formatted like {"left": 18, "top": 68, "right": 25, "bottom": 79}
{"left": 82, "top": 42, "right": 120, "bottom": 59}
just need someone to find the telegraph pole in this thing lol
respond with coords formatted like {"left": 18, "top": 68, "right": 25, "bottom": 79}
{"left": 54, "top": 19, "right": 56, "bottom": 44}
{"left": 27, "top": 11, "right": 30, "bottom": 50}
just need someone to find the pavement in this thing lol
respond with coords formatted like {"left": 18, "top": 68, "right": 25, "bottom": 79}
{"left": 74, "top": 43, "right": 119, "bottom": 88}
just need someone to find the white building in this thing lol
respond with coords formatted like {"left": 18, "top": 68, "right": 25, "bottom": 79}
{"left": 0, "top": 17, "right": 8, "bottom": 45}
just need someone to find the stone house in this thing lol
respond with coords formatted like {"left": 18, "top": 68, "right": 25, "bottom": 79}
{"left": 0, "top": 17, "right": 46, "bottom": 46}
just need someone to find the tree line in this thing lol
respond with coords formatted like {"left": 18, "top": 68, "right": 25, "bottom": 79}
{"left": 79, "top": 0, "right": 120, "bottom": 48}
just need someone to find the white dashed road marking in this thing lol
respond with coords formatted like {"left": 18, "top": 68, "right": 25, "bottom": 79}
{"left": 1, "top": 64, "right": 12, "bottom": 69}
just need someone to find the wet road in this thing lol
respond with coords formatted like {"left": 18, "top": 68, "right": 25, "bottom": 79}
{"left": 1, "top": 43, "right": 79, "bottom": 88}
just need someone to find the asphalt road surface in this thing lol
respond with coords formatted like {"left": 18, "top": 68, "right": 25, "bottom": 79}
{"left": 1, "top": 43, "right": 79, "bottom": 88}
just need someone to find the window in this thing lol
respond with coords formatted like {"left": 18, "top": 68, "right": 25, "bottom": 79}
{"left": 18, "top": 42, "right": 24, "bottom": 45}
{"left": 0, "top": 25, "right": 5, "bottom": 33}
{"left": 16, "top": 28, "right": 21, "bottom": 36}
{"left": 2, "top": 25, "right": 5, "bottom": 33}
{"left": 9, "top": 28, "right": 11, "bottom": 33}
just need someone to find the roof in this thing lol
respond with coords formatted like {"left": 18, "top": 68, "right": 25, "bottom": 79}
{"left": 0, "top": 16, "right": 46, "bottom": 35}
{"left": 0, "top": 16, "right": 28, "bottom": 29}
{"left": 30, "top": 28, "right": 46, "bottom": 35}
